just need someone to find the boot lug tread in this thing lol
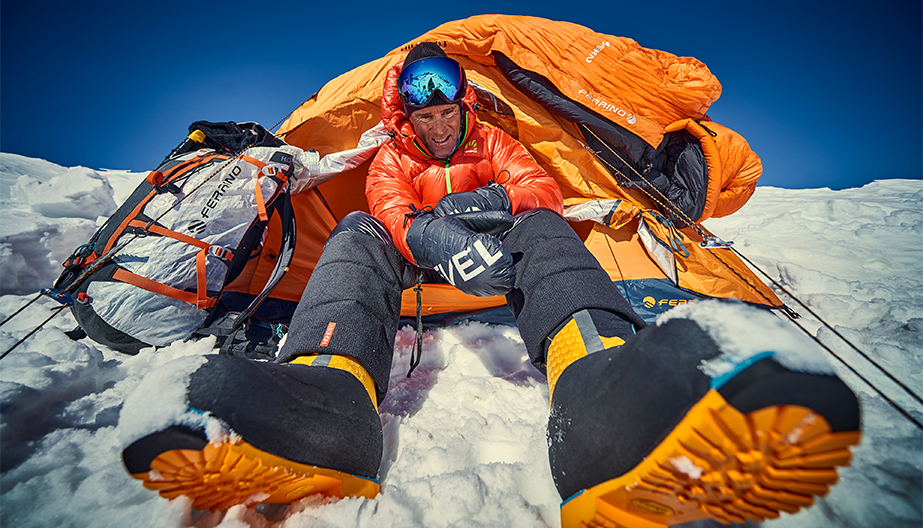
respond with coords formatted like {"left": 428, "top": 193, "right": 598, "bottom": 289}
{"left": 560, "top": 390, "right": 860, "bottom": 528}
{"left": 132, "top": 438, "right": 379, "bottom": 511}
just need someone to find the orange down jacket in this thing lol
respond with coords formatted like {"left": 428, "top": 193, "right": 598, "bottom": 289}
{"left": 366, "top": 60, "right": 564, "bottom": 264}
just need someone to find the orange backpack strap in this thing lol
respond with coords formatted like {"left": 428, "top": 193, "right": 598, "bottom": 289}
{"left": 127, "top": 220, "right": 210, "bottom": 250}
{"left": 240, "top": 155, "right": 291, "bottom": 222}
{"left": 112, "top": 263, "right": 217, "bottom": 309}
{"left": 122, "top": 220, "right": 233, "bottom": 309}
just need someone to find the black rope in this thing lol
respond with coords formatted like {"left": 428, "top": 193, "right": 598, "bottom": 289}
{"left": 407, "top": 271, "right": 425, "bottom": 377}
{"left": 579, "top": 127, "right": 702, "bottom": 234}
{"left": 784, "top": 306, "right": 923, "bottom": 430}
{"left": 733, "top": 247, "right": 923, "bottom": 408}
{"left": 0, "top": 305, "right": 68, "bottom": 360}
{"left": 706, "top": 244, "right": 788, "bottom": 311}
{"left": 0, "top": 292, "right": 43, "bottom": 328}
{"left": 576, "top": 124, "right": 923, "bottom": 429}
{"left": 268, "top": 106, "right": 300, "bottom": 135}
{"left": 578, "top": 132, "right": 786, "bottom": 312}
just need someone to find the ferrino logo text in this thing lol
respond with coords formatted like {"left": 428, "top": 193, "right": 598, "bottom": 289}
{"left": 642, "top": 296, "right": 690, "bottom": 309}
{"left": 577, "top": 89, "right": 638, "bottom": 125}
{"left": 201, "top": 165, "right": 241, "bottom": 219}
{"left": 586, "top": 40, "right": 610, "bottom": 63}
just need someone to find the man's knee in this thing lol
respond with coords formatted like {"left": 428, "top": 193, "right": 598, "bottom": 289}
{"left": 328, "top": 211, "right": 394, "bottom": 245}
{"left": 324, "top": 211, "right": 416, "bottom": 288}
{"left": 513, "top": 207, "right": 563, "bottom": 226}
{"left": 504, "top": 208, "right": 578, "bottom": 250}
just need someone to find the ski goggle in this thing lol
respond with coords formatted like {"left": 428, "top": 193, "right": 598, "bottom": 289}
{"left": 398, "top": 56, "right": 465, "bottom": 108}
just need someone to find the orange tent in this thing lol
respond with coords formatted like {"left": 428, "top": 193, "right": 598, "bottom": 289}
{"left": 225, "top": 14, "right": 782, "bottom": 323}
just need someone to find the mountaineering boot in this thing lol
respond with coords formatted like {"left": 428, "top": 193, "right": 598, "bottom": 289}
{"left": 120, "top": 353, "right": 382, "bottom": 511}
{"left": 545, "top": 308, "right": 630, "bottom": 398}
{"left": 120, "top": 211, "right": 406, "bottom": 511}
{"left": 547, "top": 306, "right": 862, "bottom": 528}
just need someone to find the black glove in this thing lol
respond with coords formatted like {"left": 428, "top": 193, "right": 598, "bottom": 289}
{"left": 407, "top": 210, "right": 515, "bottom": 297}
{"left": 432, "top": 183, "right": 512, "bottom": 217}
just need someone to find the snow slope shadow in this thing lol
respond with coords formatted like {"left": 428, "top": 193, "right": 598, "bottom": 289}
{"left": 0, "top": 299, "right": 125, "bottom": 475}
{"left": 451, "top": 321, "right": 546, "bottom": 386}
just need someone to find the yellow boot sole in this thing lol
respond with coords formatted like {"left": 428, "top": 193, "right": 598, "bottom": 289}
{"left": 560, "top": 389, "right": 861, "bottom": 528}
{"left": 131, "top": 438, "right": 380, "bottom": 511}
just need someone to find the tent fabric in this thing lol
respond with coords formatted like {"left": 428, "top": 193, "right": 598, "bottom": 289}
{"left": 269, "top": 15, "right": 781, "bottom": 322}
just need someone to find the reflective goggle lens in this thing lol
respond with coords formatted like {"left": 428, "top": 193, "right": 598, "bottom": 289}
{"left": 398, "top": 56, "right": 463, "bottom": 107}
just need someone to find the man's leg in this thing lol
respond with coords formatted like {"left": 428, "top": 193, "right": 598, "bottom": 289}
{"left": 501, "top": 208, "right": 647, "bottom": 397}
{"left": 276, "top": 210, "right": 416, "bottom": 398}
{"left": 502, "top": 209, "right": 860, "bottom": 528}
{"left": 120, "top": 212, "right": 410, "bottom": 510}
{"left": 501, "top": 208, "right": 645, "bottom": 378}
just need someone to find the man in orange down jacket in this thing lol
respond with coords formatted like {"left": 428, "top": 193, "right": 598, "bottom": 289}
{"left": 120, "top": 43, "right": 859, "bottom": 526}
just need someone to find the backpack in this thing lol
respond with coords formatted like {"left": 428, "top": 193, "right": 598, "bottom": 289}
{"left": 55, "top": 121, "right": 303, "bottom": 357}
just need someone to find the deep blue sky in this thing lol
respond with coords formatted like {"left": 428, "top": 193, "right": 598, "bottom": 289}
{"left": 2, "top": 1, "right": 920, "bottom": 190}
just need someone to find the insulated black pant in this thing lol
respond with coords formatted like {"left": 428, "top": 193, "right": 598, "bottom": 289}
{"left": 277, "top": 209, "right": 645, "bottom": 400}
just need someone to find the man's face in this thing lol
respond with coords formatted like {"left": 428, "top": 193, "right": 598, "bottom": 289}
{"left": 409, "top": 103, "right": 462, "bottom": 159}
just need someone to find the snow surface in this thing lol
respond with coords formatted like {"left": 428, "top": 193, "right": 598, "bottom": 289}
{"left": 657, "top": 299, "right": 837, "bottom": 379}
{"left": 0, "top": 152, "right": 920, "bottom": 528}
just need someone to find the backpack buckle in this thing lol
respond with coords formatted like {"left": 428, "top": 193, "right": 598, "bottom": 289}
{"left": 208, "top": 246, "right": 234, "bottom": 261}
{"left": 63, "top": 244, "right": 95, "bottom": 270}
{"left": 146, "top": 170, "right": 182, "bottom": 194}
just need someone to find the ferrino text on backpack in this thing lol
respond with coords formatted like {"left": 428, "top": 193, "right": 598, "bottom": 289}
{"left": 53, "top": 121, "right": 387, "bottom": 358}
